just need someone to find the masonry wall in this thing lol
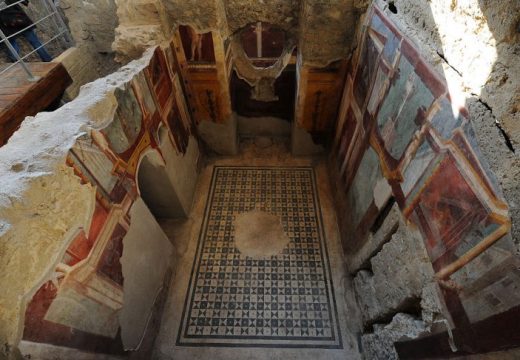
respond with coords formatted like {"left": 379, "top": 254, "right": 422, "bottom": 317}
{"left": 378, "top": 0, "right": 520, "bottom": 256}
{"left": 330, "top": 3, "right": 520, "bottom": 358}
{"left": 0, "top": 46, "right": 199, "bottom": 358}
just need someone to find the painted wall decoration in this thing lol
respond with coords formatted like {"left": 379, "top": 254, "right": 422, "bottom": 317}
{"left": 240, "top": 22, "right": 286, "bottom": 66}
{"left": 22, "top": 46, "right": 193, "bottom": 354}
{"left": 173, "top": 27, "right": 231, "bottom": 124}
{"left": 179, "top": 25, "right": 216, "bottom": 63}
{"left": 331, "top": 5, "right": 514, "bottom": 325}
{"left": 189, "top": 70, "right": 223, "bottom": 123}
{"left": 297, "top": 62, "right": 347, "bottom": 133}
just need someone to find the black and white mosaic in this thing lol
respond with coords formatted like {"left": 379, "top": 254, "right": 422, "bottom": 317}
{"left": 177, "top": 167, "right": 342, "bottom": 348}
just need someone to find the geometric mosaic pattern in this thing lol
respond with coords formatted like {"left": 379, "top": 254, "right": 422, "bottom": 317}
{"left": 177, "top": 167, "right": 342, "bottom": 348}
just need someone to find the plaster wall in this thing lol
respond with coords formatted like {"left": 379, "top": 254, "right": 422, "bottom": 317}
{"left": 291, "top": 121, "right": 325, "bottom": 156}
{"left": 375, "top": 0, "right": 520, "bottom": 245}
{"left": 0, "top": 45, "right": 198, "bottom": 358}
{"left": 331, "top": 3, "right": 520, "bottom": 357}
{"left": 197, "top": 114, "right": 239, "bottom": 155}
{"left": 159, "top": 135, "right": 200, "bottom": 216}
{"left": 377, "top": 0, "right": 519, "bottom": 146}
{"left": 138, "top": 150, "right": 185, "bottom": 218}
{"left": 120, "top": 198, "right": 174, "bottom": 350}
{"left": 0, "top": 164, "right": 94, "bottom": 348}
{"left": 237, "top": 115, "right": 291, "bottom": 138}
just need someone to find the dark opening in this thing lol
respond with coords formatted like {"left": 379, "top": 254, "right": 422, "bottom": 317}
{"left": 388, "top": 1, "right": 398, "bottom": 14}
{"left": 370, "top": 197, "right": 396, "bottom": 234}
{"left": 230, "top": 65, "right": 296, "bottom": 121}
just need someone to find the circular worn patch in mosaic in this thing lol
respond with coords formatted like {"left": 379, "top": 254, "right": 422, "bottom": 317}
{"left": 234, "top": 209, "right": 289, "bottom": 258}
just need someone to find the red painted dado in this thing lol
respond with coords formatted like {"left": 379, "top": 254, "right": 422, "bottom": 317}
{"left": 65, "top": 202, "right": 108, "bottom": 266}
{"left": 23, "top": 282, "right": 126, "bottom": 355}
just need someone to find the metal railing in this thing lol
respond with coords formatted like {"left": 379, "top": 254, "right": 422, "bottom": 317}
{"left": 0, "top": 0, "right": 72, "bottom": 81}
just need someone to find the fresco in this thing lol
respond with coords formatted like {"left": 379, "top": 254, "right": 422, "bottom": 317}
{"left": 376, "top": 54, "right": 433, "bottom": 162}
{"left": 102, "top": 85, "right": 144, "bottom": 157}
{"left": 407, "top": 150, "right": 494, "bottom": 268}
{"left": 97, "top": 223, "right": 127, "bottom": 286}
{"left": 179, "top": 25, "right": 215, "bottom": 63}
{"left": 346, "top": 147, "right": 385, "bottom": 237}
{"left": 146, "top": 49, "right": 174, "bottom": 113}
{"left": 239, "top": 22, "right": 286, "bottom": 61}
{"left": 353, "top": 31, "right": 379, "bottom": 111}
{"left": 22, "top": 46, "right": 193, "bottom": 353}
{"left": 299, "top": 63, "right": 347, "bottom": 133}
{"left": 173, "top": 26, "right": 231, "bottom": 124}
{"left": 332, "top": 5, "right": 513, "bottom": 326}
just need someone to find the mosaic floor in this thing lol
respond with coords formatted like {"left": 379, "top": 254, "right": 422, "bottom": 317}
{"left": 176, "top": 166, "right": 342, "bottom": 348}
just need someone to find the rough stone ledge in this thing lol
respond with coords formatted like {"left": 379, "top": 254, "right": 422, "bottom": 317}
{"left": 0, "top": 47, "right": 157, "bottom": 347}
{"left": 353, "top": 217, "right": 435, "bottom": 326}
{"left": 346, "top": 203, "right": 401, "bottom": 273}
{"left": 361, "top": 313, "right": 430, "bottom": 360}
{"left": 0, "top": 47, "right": 155, "bottom": 210}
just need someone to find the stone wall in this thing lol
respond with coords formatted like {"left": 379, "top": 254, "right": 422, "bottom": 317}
{"left": 112, "top": 0, "right": 367, "bottom": 67}
{"left": 60, "top": 0, "right": 117, "bottom": 53}
{"left": 113, "top": 0, "right": 171, "bottom": 63}
{"left": 0, "top": 45, "right": 199, "bottom": 358}
{"left": 0, "top": 0, "right": 119, "bottom": 98}
{"left": 375, "top": 0, "right": 520, "bottom": 248}
{"left": 58, "top": 0, "right": 120, "bottom": 97}
{"left": 331, "top": 2, "right": 520, "bottom": 358}
{"left": 350, "top": 208, "right": 445, "bottom": 359}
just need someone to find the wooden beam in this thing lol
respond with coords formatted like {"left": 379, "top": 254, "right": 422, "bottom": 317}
{"left": 0, "top": 62, "right": 72, "bottom": 146}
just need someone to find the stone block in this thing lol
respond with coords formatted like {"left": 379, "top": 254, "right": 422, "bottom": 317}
{"left": 346, "top": 203, "right": 400, "bottom": 273}
{"left": 361, "top": 313, "right": 428, "bottom": 360}
{"left": 353, "top": 270, "right": 379, "bottom": 322}
{"left": 353, "top": 220, "right": 435, "bottom": 325}
{"left": 55, "top": 47, "right": 100, "bottom": 99}
{"left": 113, "top": 25, "right": 166, "bottom": 63}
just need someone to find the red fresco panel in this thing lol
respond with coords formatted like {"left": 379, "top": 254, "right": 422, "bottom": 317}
{"left": 23, "top": 282, "right": 125, "bottom": 354}
{"left": 64, "top": 201, "right": 109, "bottom": 266}
{"left": 97, "top": 223, "right": 126, "bottom": 286}
{"left": 409, "top": 153, "right": 490, "bottom": 269}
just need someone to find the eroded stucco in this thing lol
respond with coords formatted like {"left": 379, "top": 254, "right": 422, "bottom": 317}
{"left": 0, "top": 49, "right": 156, "bottom": 348}
{"left": 113, "top": 0, "right": 370, "bottom": 66}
